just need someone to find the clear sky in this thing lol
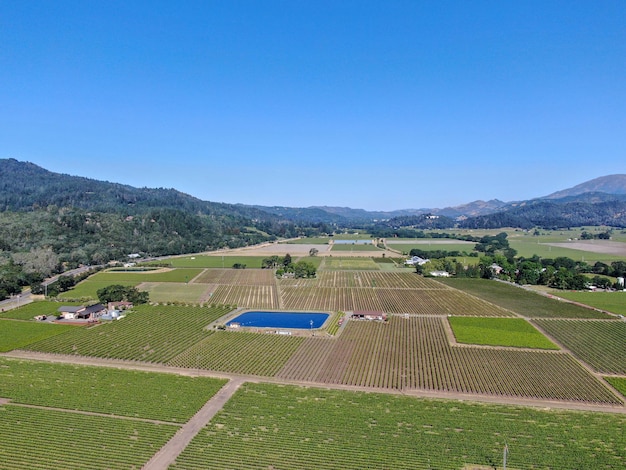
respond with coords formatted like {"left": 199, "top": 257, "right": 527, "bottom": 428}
{"left": 1, "top": 1, "right": 625, "bottom": 211}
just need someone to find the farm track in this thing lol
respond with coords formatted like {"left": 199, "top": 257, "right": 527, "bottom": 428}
{"left": 143, "top": 377, "right": 245, "bottom": 470}
{"left": 3, "top": 350, "right": 625, "bottom": 414}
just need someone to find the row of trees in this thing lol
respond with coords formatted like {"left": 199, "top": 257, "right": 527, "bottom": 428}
{"left": 418, "top": 254, "right": 625, "bottom": 290}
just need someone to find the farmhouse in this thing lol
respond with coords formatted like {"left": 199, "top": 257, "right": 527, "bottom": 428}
{"left": 405, "top": 256, "right": 429, "bottom": 266}
{"left": 351, "top": 310, "right": 387, "bottom": 321}
{"left": 57, "top": 304, "right": 106, "bottom": 320}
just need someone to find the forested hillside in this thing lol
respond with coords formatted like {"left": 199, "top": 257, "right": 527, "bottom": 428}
{"left": 0, "top": 159, "right": 302, "bottom": 299}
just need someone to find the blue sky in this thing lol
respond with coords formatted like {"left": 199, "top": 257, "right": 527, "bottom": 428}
{"left": 1, "top": 1, "right": 625, "bottom": 211}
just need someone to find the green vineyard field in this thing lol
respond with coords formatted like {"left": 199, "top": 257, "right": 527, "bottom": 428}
{"left": 171, "top": 382, "right": 626, "bottom": 470}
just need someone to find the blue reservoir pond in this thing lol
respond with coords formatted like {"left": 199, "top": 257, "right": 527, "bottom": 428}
{"left": 227, "top": 311, "right": 329, "bottom": 329}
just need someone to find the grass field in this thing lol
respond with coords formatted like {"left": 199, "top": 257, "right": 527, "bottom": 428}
{"left": 439, "top": 278, "right": 613, "bottom": 319}
{"left": 387, "top": 242, "right": 476, "bottom": 254}
{"left": 58, "top": 279, "right": 138, "bottom": 299}
{"left": 550, "top": 290, "right": 626, "bottom": 315}
{"left": 171, "top": 382, "right": 626, "bottom": 470}
{"left": 157, "top": 255, "right": 265, "bottom": 268}
{"left": 58, "top": 268, "right": 205, "bottom": 299}
{"left": 508, "top": 231, "right": 626, "bottom": 262}
{"left": 0, "top": 300, "right": 82, "bottom": 320}
{"left": 281, "top": 237, "right": 329, "bottom": 244}
{"left": 322, "top": 257, "right": 380, "bottom": 270}
{"left": 331, "top": 243, "right": 381, "bottom": 251}
{"left": 0, "top": 319, "right": 76, "bottom": 352}
{"left": 0, "top": 357, "right": 226, "bottom": 422}
{"left": 139, "top": 282, "right": 209, "bottom": 303}
{"left": 449, "top": 317, "right": 559, "bottom": 349}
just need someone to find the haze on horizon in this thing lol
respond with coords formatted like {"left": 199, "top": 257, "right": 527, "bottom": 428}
{"left": 1, "top": 1, "right": 625, "bottom": 211}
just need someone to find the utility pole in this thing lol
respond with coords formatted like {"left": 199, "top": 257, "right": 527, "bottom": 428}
{"left": 503, "top": 443, "right": 508, "bottom": 470}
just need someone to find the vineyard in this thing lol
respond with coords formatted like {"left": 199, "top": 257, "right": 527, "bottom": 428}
{"left": 0, "top": 319, "right": 76, "bottom": 352}
{"left": 193, "top": 268, "right": 276, "bottom": 285}
{"left": 167, "top": 331, "right": 304, "bottom": 375}
{"left": 170, "top": 382, "right": 626, "bottom": 470}
{"left": 208, "top": 285, "right": 280, "bottom": 310}
{"left": 534, "top": 319, "right": 626, "bottom": 374}
{"left": 438, "top": 278, "right": 613, "bottom": 318}
{"left": 0, "top": 357, "right": 226, "bottom": 422}
{"left": 0, "top": 405, "right": 177, "bottom": 470}
{"left": 278, "top": 271, "right": 445, "bottom": 288}
{"left": 24, "top": 304, "right": 232, "bottom": 362}
{"left": 277, "top": 317, "right": 621, "bottom": 404}
{"left": 280, "top": 285, "right": 512, "bottom": 315}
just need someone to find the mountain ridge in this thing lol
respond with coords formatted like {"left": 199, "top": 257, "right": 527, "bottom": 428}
{"left": 2, "top": 158, "right": 626, "bottom": 228}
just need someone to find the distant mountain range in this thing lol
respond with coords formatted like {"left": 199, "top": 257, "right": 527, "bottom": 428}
{"left": 2, "top": 158, "right": 626, "bottom": 231}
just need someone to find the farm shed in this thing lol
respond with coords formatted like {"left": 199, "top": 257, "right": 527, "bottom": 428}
{"left": 57, "top": 306, "right": 82, "bottom": 320}
{"left": 57, "top": 304, "right": 106, "bottom": 320}
{"left": 351, "top": 311, "right": 387, "bottom": 321}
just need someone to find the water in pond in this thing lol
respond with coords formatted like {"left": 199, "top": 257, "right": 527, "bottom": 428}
{"left": 227, "top": 311, "right": 329, "bottom": 329}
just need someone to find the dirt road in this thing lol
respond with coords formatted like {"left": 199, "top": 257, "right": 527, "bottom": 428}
{"left": 142, "top": 377, "right": 245, "bottom": 470}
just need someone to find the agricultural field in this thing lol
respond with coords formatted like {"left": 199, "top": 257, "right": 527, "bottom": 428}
{"left": 0, "top": 319, "right": 76, "bottom": 352}
{"left": 87, "top": 268, "right": 204, "bottom": 283}
{"left": 193, "top": 268, "right": 275, "bottom": 285}
{"left": 280, "top": 285, "right": 512, "bottom": 316}
{"left": 331, "top": 242, "right": 382, "bottom": 251}
{"left": 59, "top": 268, "right": 205, "bottom": 300}
{"left": 606, "top": 377, "right": 626, "bottom": 398}
{"left": 0, "top": 358, "right": 226, "bottom": 422}
{"left": 209, "top": 285, "right": 280, "bottom": 310}
{"left": 279, "top": 270, "right": 444, "bottom": 288}
{"left": 158, "top": 255, "right": 265, "bottom": 268}
{"left": 138, "top": 282, "right": 210, "bottom": 303}
{"left": 321, "top": 257, "right": 380, "bottom": 270}
{"left": 386, "top": 241, "right": 476, "bottom": 255}
{"left": 58, "top": 278, "right": 137, "bottom": 299}
{"left": 278, "top": 316, "right": 619, "bottom": 403}
{"left": 0, "top": 405, "right": 177, "bottom": 470}
{"left": 171, "top": 382, "right": 626, "bottom": 470}
{"left": 24, "top": 304, "right": 232, "bottom": 362}
{"left": 0, "top": 300, "right": 82, "bottom": 321}
{"left": 508, "top": 231, "right": 626, "bottom": 262}
{"left": 448, "top": 317, "right": 559, "bottom": 349}
{"left": 550, "top": 290, "right": 626, "bottom": 316}
{"left": 168, "top": 331, "right": 304, "bottom": 376}
{"left": 281, "top": 237, "right": 329, "bottom": 244}
{"left": 534, "top": 319, "right": 626, "bottom": 374}
{"left": 439, "top": 278, "right": 613, "bottom": 318}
